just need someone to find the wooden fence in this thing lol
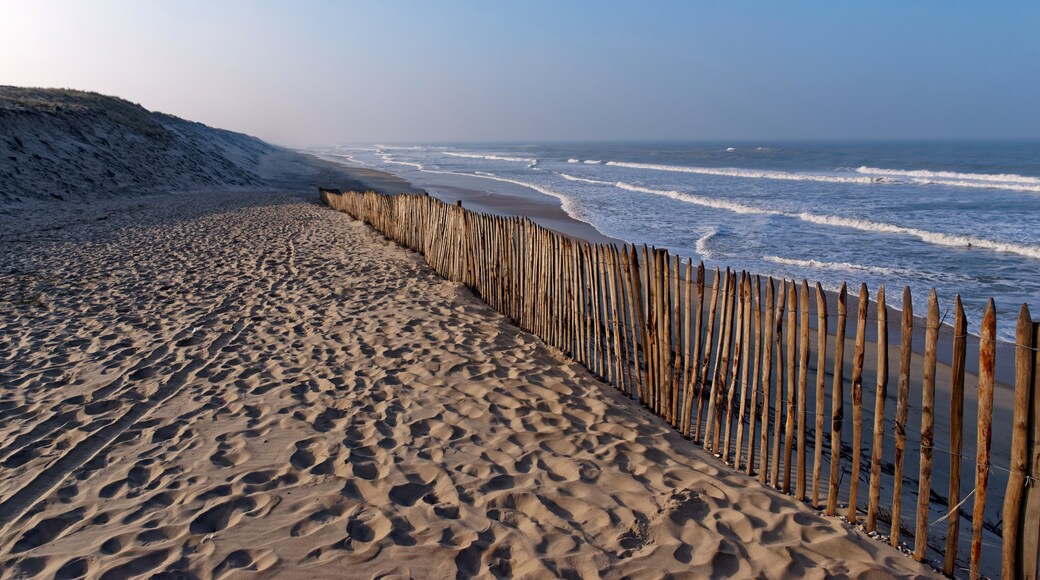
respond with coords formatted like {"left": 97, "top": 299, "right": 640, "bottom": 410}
{"left": 320, "top": 188, "right": 1040, "bottom": 579}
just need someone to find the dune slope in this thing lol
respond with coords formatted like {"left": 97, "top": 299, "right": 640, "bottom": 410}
{"left": 0, "top": 87, "right": 275, "bottom": 203}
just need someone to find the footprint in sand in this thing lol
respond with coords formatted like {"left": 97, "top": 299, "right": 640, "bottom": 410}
{"left": 212, "top": 548, "right": 279, "bottom": 576}
{"left": 189, "top": 493, "right": 276, "bottom": 535}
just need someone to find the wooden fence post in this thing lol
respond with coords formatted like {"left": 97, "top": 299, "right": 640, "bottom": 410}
{"left": 672, "top": 255, "right": 684, "bottom": 427}
{"left": 810, "top": 282, "right": 828, "bottom": 508}
{"left": 771, "top": 280, "right": 787, "bottom": 489}
{"left": 796, "top": 280, "right": 810, "bottom": 500}
{"left": 759, "top": 278, "right": 776, "bottom": 485}
{"left": 697, "top": 268, "right": 722, "bottom": 444}
{"left": 682, "top": 259, "right": 694, "bottom": 428}
{"left": 914, "top": 290, "right": 939, "bottom": 560}
{"left": 945, "top": 296, "right": 967, "bottom": 576}
{"left": 891, "top": 287, "right": 913, "bottom": 548}
{"left": 1022, "top": 319, "right": 1040, "bottom": 580}
{"left": 735, "top": 274, "right": 754, "bottom": 471}
{"left": 746, "top": 276, "right": 763, "bottom": 477}
{"left": 723, "top": 272, "right": 748, "bottom": 463}
{"left": 783, "top": 280, "right": 797, "bottom": 494}
{"left": 1002, "top": 304, "right": 1035, "bottom": 578}
{"left": 820, "top": 283, "right": 839, "bottom": 513}
{"left": 681, "top": 262, "right": 705, "bottom": 437}
{"left": 867, "top": 285, "right": 888, "bottom": 532}
{"left": 628, "top": 246, "right": 650, "bottom": 406}
{"left": 971, "top": 300, "right": 996, "bottom": 580}
{"left": 709, "top": 271, "right": 737, "bottom": 454}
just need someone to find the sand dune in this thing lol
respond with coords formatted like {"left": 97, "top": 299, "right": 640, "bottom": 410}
{"left": 0, "top": 190, "right": 936, "bottom": 578}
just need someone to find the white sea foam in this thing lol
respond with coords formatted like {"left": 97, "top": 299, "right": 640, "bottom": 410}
{"left": 604, "top": 161, "right": 888, "bottom": 184}
{"left": 324, "top": 153, "right": 369, "bottom": 166}
{"left": 856, "top": 166, "right": 1040, "bottom": 193}
{"left": 374, "top": 144, "right": 428, "bottom": 151}
{"left": 856, "top": 166, "right": 1040, "bottom": 185}
{"left": 379, "top": 154, "right": 424, "bottom": 170}
{"left": 696, "top": 228, "right": 720, "bottom": 259}
{"left": 584, "top": 160, "right": 602, "bottom": 164}
{"left": 614, "top": 182, "right": 783, "bottom": 215}
{"left": 794, "top": 213, "right": 1040, "bottom": 259}
{"left": 433, "top": 170, "right": 588, "bottom": 224}
{"left": 560, "top": 173, "right": 612, "bottom": 185}
{"left": 567, "top": 158, "right": 581, "bottom": 163}
{"left": 603, "top": 160, "right": 1040, "bottom": 192}
{"left": 444, "top": 152, "right": 537, "bottom": 163}
{"left": 611, "top": 181, "right": 1040, "bottom": 260}
{"left": 907, "top": 179, "right": 1040, "bottom": 193}
{"left": 763, "top": 256, "right": 905, "bottom": 277}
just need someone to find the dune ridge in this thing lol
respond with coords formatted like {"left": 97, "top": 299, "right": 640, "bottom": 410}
{"left": 0, "top": 86, "right": 278, "bottom": 203}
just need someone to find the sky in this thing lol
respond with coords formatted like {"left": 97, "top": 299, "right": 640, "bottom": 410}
{"left": 2, "top": 1, "right": 1039, "bottom": 147}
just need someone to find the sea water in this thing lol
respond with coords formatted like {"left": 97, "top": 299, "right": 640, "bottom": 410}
{"left": 311, "top": 141, "right": 1040, "bottom": 342}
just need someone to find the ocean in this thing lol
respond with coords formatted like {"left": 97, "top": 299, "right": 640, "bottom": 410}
{"left": 310, "top": 141, "right": 1040, "bottom": 342}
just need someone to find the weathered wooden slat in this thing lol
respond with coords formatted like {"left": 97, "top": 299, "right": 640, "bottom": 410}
{"left": 653, "top": 249, "right": 665, "bottom": 415}
{"left": 867, "top": 285, "right": 888, "bottom": 532}
{"left": 796, "top": 280, "right": 810, "bottom": 501}
{"left": 771, "top": 280, "right": 787, "bottom": 489}
{"left": 672, "top": 255, "right": 684, "bottom": 426}
{"left": 746, "top": 276, "right": 763, "bottom": 476}
{"left": 706, "top": 270, "right": 732, "bottom": 452}
{"left": 682, "top": 259, "right": 694, "bottom": 427}
{"left": 890, "top": 287, "right": 913, "bottom": 548}
{"left": 629, "top": 246, "right": 650, "bottom": 406}
{"left": 662, "top": 251, "right": 674, "bottom": 420}
{"left": 713, "top": 271, "right": 737, "bottom": 455}
{"left": 914, "top": 290, "right": 939, "bottom": 561}
{"left": 697, "top": 268, "right": 722, "bottom": 444}
{"left": 944, "top": 296, "right": 967, "bottom": 576}
{"left": 1002, "top": 304, "right": 1034, "bottom": 578}
{"left": 970, "top": 300, "right": 996, "bottom": 580}
{"left": 705, "top": 270, "right": 730, "bottom": 452}
{"left": 783, "top": 280, "right": 797, "bottom": 494}
{"left": 680, "top": 263, "right": 706, "bottom": 437}
{"left": 643, "top": 245, "right": 657, "bottom": 410}
{"left": 1022, "top": 320, "right": 1040, "bottom": 580}
{"left": 827, "top": 284, "right": 844, "bottom": 515}
{"left": 723, "top": 272, "right": 747, "bottom": 463}
{"left": 735, "top": 274, "right": 754, "bottom": 471}
{"left": 613, "top": 245, "right": 634, "bottom": 397}
{"left": 813, "top": 282, "right": 831, "bottom": 510}
{"left": 759, "top": 278, "right": 776, "bottom": 485}
{"left": 843, "top": 284, "right": 865, "bottom": 521}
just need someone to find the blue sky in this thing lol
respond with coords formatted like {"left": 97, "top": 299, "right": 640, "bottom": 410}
{"left": 2, "top": 1, "right": 1038, "bottom": 146}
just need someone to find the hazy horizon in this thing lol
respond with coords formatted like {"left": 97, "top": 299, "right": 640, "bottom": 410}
{"left": 3, "top": 1, "right": 1039, "bottom": 147}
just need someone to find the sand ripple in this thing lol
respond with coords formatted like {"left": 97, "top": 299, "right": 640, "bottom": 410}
{"left": 0, "top": 191, "right": 936, "bottom": 578}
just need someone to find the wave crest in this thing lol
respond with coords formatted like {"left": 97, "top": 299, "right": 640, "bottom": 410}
{"left": 444, "top": 152, "right": 537, "bottom": 163}
{"left": 611, "top": 181, "right": 1040, "bottom": 260}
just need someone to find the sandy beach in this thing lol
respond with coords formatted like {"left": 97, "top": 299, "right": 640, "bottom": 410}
{"left": 331, "top": 161, "right": 1015, "bottom": 576}
{"left": 0, "top": 180, "right": 939, "bottom": 578}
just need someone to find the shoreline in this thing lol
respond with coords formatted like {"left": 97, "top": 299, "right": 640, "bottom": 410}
{"left": 310, "top": 152, "right": 622, "bottom": 245}
{"left": 315, "top": 156, "right": 1020, "bottom": 385}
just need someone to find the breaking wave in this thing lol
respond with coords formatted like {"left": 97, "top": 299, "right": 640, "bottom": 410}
{"left": 612, "top": 182, "right": 1040, "bottom": 260}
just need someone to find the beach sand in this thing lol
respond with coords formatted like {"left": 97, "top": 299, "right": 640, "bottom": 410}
{"left": 365, "top": 157, "right": 1012, "bottom": 576}
{"left": 0, "top": 184, "right": 938, "bottom": 578}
